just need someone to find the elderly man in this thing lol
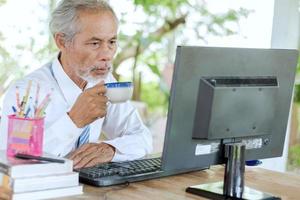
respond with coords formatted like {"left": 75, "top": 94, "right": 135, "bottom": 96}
{"left": 0, "top": 0, "right": 152, "bottom": 169}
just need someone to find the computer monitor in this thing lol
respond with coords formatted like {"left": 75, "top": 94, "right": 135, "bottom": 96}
{"left": 161, "top": 46, "right": 298, "bottom": 199}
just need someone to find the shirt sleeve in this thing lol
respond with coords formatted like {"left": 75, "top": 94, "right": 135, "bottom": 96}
{"left": 43, "top": 112, "right": 83, "bottom": 157}
{"left": 102, "top": 101, "right": 153, "bottom": 162}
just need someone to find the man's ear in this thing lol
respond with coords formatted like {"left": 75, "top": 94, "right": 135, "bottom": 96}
{"left": 54, "top": 33, "right": 67, "bottom": 50}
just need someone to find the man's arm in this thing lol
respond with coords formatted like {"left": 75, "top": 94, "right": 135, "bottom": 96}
{"left": 101, "top": 101, "right": 153, "bottom": 162}
{"left": 43, "top": 81, "right": 109, "bottom": 156}
{"left": 67, "top": 102, "right": 152, "bottom": 169}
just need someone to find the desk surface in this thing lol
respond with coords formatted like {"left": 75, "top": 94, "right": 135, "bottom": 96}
{"left": 57, "top": 165, "right": 300, "bottom": 200}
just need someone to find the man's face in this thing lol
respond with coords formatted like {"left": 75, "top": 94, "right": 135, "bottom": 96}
{"left": 63, "top": 10, "right": 118, "bottom": 83}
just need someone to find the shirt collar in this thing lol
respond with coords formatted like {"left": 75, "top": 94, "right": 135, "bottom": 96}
{"left": 51, "top": 57, "right": 83, "bottom": 108}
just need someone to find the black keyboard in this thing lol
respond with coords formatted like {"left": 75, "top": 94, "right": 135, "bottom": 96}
{"left": 76, "top": 157, "right": 163, "bottom": 186}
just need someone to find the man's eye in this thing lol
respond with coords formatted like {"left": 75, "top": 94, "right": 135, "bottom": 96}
{"left": 109, "top": 40, "right": 117, "bottom": 48}
{"left": 89, "top": 42, "right": 100, "bottom": 47}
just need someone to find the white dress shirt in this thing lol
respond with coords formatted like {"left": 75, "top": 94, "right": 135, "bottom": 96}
{"left": 0, "top": 57, "right": 153, "bottom": 161}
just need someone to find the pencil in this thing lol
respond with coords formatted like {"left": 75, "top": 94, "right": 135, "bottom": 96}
{"left": 24, "top": 80, "right": 32, "bottom": 105}
{"left": 34, "top": 83, "right": 40, "bottom": 111}
{"left": 36, "top": 97, "right": 51, "bottom": 117}
{"left": 2, "top": 174, "right": 10, "bottom": 189}
{"left": 20, "top": 80, "right": 32, "bottom": 117}
{"left": 16, "top": 86, "right": 20, "bottom": 109}
{"left": 35, "top": 94, "right": 50, "bottom": 117}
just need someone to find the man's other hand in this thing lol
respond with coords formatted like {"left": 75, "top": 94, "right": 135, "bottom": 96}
{"left": 68, "top": 82, "right": 108, "bottom": 128}
{"left": 0, "top": 186, "right": 12, "bottom": 200}
{"left": 67, "top": 143, "right": 115, "bottom": 169}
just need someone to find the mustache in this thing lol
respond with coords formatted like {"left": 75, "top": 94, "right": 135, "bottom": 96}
{"left": 76, "top": 62, "right": 113, "bottom": 82}
{"left": 89, "top": 62, "right": 112, "bottom": 72}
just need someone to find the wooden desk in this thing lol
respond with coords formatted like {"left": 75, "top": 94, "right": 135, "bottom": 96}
{"left": 58, "top": 166, "right": 300, "bottom": 200}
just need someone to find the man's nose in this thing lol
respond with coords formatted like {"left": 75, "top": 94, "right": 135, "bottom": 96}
{"left": 97, "top": 42, "right": 115, "bottom": 61}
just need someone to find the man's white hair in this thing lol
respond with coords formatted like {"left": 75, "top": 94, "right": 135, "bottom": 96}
{"left": 49, "top": 0, "right": 118, "bottom": 42}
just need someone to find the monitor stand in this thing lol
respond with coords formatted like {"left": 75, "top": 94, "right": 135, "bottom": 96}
{"left": 186, "top": 142, "right": 281, "bottom": 200}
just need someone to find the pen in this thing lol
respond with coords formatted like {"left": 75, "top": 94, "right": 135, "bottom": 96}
{"left": 12, "top": 106, "right": 17, "bottom": 114}
{"left": 24, "top": 97, "right": 33, "bottom": 118}
{"left": 24, "top": 107, "right": 31, "bottom": 118}
{"left": 15, "top": 153, "right": 65, "bottom": 164}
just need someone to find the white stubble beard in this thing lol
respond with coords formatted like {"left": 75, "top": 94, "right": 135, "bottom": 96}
{"left": 76, "top": 62, "right": 113, "bottom": 85}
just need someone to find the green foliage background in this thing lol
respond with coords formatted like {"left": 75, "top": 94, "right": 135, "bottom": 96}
{"left": 0, "top": 0, "right": 250, "bottom": 115}
{"left": 288, "top": 144, "right": 300, "bottom": 169}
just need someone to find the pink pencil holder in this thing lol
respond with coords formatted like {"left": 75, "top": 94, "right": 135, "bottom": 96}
{"left": 7, "top": 115, "right": 44, "bottom": 157}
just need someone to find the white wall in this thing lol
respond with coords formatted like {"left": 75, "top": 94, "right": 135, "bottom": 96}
{"left": 260, "top": 0, "right": 299, "bottom": 172}
{"left": 271, "top": 0, "right": 299, "bottom": 49}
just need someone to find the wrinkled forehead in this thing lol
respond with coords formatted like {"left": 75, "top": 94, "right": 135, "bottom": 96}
{"left": 72, "top": 10, "right": 118, "bottom": 42}
{"left": 76, "top": 9, "right": 118, "bottom": 33}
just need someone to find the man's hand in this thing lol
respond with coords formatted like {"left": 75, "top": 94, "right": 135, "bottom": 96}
{"left": 67, "top": 143, "right": 115, "bottom": 169}
{"left": 0, "top": 186, "right": 11, "bottom": 200}
{"left": 68, "top": 82, "right": 108, "bottom": 128}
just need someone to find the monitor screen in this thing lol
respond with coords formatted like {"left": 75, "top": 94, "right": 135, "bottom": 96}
{"left": 161, "top": 46, "right": 298, "bottom": 174}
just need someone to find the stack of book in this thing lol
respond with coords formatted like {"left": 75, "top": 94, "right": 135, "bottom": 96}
{"left": 0, "top": 150, "right": 82, "bottom": 200}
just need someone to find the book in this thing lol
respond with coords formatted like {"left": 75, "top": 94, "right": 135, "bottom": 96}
{"left": 12, "top": 172, "right": 79, "bottom": 193}
{"left": 12, "top": 185, "right": 83, "bottom": 200}
{"left": 0, "top": 173, "right": 10, "bottom": 188}
{"left": 0, "top": 150, "right": 73, "bottom": 178}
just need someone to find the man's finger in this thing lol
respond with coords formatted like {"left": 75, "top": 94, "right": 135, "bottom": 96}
{"left": 74, "top": 151, "right": 99, "bottom": 169}
{"left": 75, "top": 143, "right": 98, "bottom": 156}
{"left": 82, "top": 157, "right": 103, "bottom": 168}
{"left": 72, "top": 144, "right": 99, "bottom": 166}
{"left": 86, "top": 81, "right": 107, "bottom": 96}
{"left": 94, "top": 95, "right": 109, "bottom": 104}
{"left": 68, "top": 143, "right": 91, "bottom": 160}
{"left": 80, "top": 149, "right": 113, "bottom": 168}
{"left": 67, "top": 146, "right": 85, "bottom": 160}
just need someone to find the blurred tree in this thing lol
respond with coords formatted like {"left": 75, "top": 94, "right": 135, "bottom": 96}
{"left": 112, "top": 0, "right": 251, "bottom": 108}
{"left": 0, "top": 0, "right": 251, "bottom": 113}
{"left": 35, "top": 0, "right": 58, "bottom": 61}
{"left": 293, "top": 58, "right": 300, "bottom": 102}
{"left": 0, "top": 0, "right": 6, "bottom": 6}
{"left": 0, "top": 0, "right": 21, "bottom": 98}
